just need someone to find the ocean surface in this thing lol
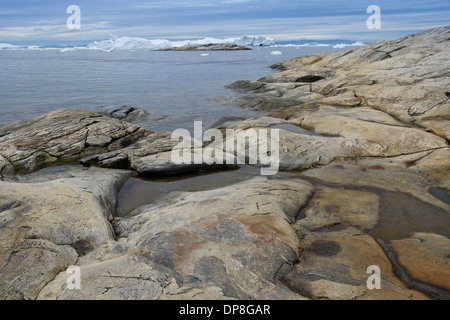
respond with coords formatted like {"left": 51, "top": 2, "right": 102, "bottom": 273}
{"left": 0, "top": 46, "right": 348, "bottom": 132}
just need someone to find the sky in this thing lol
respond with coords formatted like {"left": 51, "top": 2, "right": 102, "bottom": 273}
{"left": 0, "top": 0, "right": 449, "bottom": 44}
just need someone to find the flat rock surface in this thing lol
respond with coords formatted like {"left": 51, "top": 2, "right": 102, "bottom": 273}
{"left": 0, "top": 167, "right": 131, "bottom": 299}
{"left": 388, "top": 233, "right": 450, "bottom": 291}
{"left": 111, "top": 177, "right": 314, "bottom": 300}
{"left": 2, "top": 174, "right": 313, "bottom": 300}
{"left": 282, "top": 226, "right": 429, "bottom": 300}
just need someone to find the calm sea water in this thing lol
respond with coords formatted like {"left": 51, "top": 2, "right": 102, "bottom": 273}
{"left": 0, "top": 46, "right": 342, "bottom": 132}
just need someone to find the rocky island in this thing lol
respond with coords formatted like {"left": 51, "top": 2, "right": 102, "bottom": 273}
{"left": 0, "top": 26, "right": 449, "bottom": 300}
{"left": 157, "top": 43, "right": 252, "bottom": 51}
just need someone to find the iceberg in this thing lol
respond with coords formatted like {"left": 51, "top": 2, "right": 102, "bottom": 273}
{"left": 87, "top": 35, "right": 174, "bottom": 52}
{"left": 84, "top": 35, "right": 275, "bottom": 52}
{"left": 60, "top": 47, "right": 79, "bottom": 52}
{"left": 0, "top": 37, "right": 362, "bottom": 52}
{"left": 274, "top": 41, "right": 364, "bottom": 49}
{"left": 0, "top": 43, "right": 59, "bottom": 51}
{"left": 270, "top": 51, "right": 283, "bottom": 55}
{"left": 234, "top": 36, "right": 275, "bottom": 47}
{"left": 0, "top": 43, "right": 27, "bottom": 50}
{"left": 333, "top": 41, "right": 364, "bottom": 49}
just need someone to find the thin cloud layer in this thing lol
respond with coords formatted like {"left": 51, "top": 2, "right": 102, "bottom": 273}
{"left": 0, "top": 0, "right": 449, "bottom": 43}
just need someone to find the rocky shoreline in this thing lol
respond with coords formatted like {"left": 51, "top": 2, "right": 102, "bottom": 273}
{"left": 0, "top": 26, "right": 449, "bottom": 300}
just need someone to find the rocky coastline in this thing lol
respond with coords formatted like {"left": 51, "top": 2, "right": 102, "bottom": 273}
{"left": 0, "top": 26, "right": 449, "bottom": 300}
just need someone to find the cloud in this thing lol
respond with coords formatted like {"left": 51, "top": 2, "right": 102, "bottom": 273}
{"left": 0, "top": 0, "right": 448, "bottom": 42}
{"left": 0, "top": 21, "right": 112, "bottom": 40}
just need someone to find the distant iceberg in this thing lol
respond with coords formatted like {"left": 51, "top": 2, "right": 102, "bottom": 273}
{"left": 85, "top": 35, "right": 275, "bottom": 52}
{"left": 0, "top": 37, "right": 364, "bottom": 52}
{"left": 274, "top": 41, "right": 364, "bottom": 49}
{"left": 234, "top": 36, "right": 275, "bottom": 47}
{"left": 0, "top": 43, "right": 42, "bottom": 50}
{"left": 270, "top": 51, "right": 283, "bottom": 55}
{"left": 333, "top": 41, "right": 364, "bottom": 49}
{"left": 0, "top": 43, "right": 63, "bottom": 51}
{"left": 0, "top": 43, "right": 22, "bottom": 49}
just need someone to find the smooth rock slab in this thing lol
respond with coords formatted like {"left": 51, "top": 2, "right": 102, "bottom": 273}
{"left": 389, "top": 233, "right": 450, "bottom": 291}
{"left": 0, "top": 167, "right": 131, "bottom": 300}
{"left": 38, "top": 254, "right": 235, "bottom": 300}
{"left": 114, "top": 176, "right": 314, "bottom": 299}
{"left": 2, "top": 172, "right": 313, "bottom": 300}
{"left": 282, "top": 226, "right": 429, "bottom": 300}
{"left": 294, "top": 186, "right": 380, "bottom": 238}
{"left": 211, "top": 107, "right": 447, "bottom": 174}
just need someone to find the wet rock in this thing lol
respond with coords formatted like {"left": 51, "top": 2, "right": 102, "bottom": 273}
{"left": 208, "top": 116, "right": 252, "bottom": 129}
{"left": 2, "top": 172, "right": 312, "bottom": 300}
{"left": 302, "top": 152, "right": 450, "bottom": 212}
{"left": 282, "top": 226, "right": 429, "bottom": 300}
{"left": 113, "top": 177, "right": 314, "bottom": 299}
{"left": 309, "top": 240, "right": 341, "bottom": 256}
{"left": 295, "top": 75, "right": 324, "bottom": 83}
{"left": 225, "top": 80, "right": 266, "bottom": 92}
{"left": 97, "top": 106, "right": 149, "bottom": 123}
{"left": 0, "top": 109, "right": 150, "bottom": 174}
{"left": 388, "top": 233, "right": 450, "bottom": 292}
{"left": 294, "top": 186, "right": 380, "bottom": 238}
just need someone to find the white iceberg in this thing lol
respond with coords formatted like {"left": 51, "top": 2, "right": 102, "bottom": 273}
{"left": 333, "top": 41, "right": 364, "bottom": 49}
{"left": 270, "top": 51, "right": 283, "bottom": 55}
{"left": 0, "top": 43, "right": 27, "bottom": 50}
{"left": 234, "top": 36, "right": 275, "bottom": 47}
{"left": 60, "top": 47, "right": 78, "bottom": 52}
{"left": 84, "top": 35, "right": 275, "bottom": 52}
{"left": 0, "top": 36, "right": 363, "bottom": 52}
{"left": 0, "top": 43, "right": 61, "bottom": 51}
{"left": 274, "top": 41, "right": 364, "bottom": 49}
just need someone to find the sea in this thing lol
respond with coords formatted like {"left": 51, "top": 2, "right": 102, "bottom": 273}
{"left": 0, "top": 43, "right": 357, "bottom": 132}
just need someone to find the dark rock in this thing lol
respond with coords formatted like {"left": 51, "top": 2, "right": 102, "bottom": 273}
{"left": 158, "top": 43, "right": 251, "bottom": 51}
{"left": 97, "top": 105, "right": 149, "bottom": 123}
